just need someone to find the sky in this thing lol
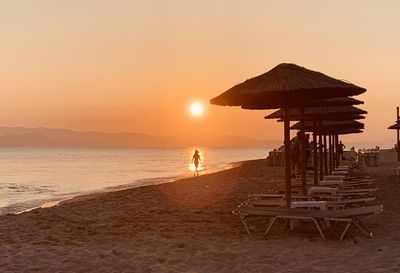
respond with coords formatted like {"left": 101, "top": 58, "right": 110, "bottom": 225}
{"left": 1, "top": 0, "right": 400, "bottom": 144}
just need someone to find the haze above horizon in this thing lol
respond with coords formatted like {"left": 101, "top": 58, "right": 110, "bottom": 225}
{"left": 1, "top": 1, "right": 399, "bottom": 144}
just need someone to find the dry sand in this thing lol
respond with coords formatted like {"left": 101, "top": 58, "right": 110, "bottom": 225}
{"left": 0, "top": 150, "right": 399, "bottom": 272}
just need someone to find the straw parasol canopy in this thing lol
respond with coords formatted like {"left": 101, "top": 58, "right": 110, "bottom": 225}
{"left": 291, "top": 120, "right": 364, "bottom": 131}
{"left": 265, "top": 106, "right": 367, "bottom": 121}
{"left": 307, "top": 128, "right": 363, "bottom": 135}
{"left": 242, "top": 96, "right": 364, "bottom": 110}
{"left": 277, "top": 115, "right": 365, "bottom": 122}
{"left": 388, "top": 121, "right": 400, "bottom": 130}
{"left": 388, "top": 118, "right": 400, "bottom": 162}
{"left": 210, "top": 63, "right": 366, "bottom": 109}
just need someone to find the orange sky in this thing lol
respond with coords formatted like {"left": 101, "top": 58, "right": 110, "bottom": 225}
{"left": 1, "top": 1, "right": 399, "bottom": 143}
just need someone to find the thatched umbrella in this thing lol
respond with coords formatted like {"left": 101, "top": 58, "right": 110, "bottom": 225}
{"left": 210, "top": 63, "right": 366, "bottom": 207}
{"left": 388, "top": 121, "right": 400, "bottom": 130}
{"left": 267, "top": 105, "right": 367, "bottom": 190}
{"left": 242, "top": 96, "right": 363, "bottom": 110}
{"left": 265, "top": 106, "right": 367, "bottom": 120}
{"left": 388, "top": 106, "right": 400, "bottom": 161}
{"left": 211, "top": 63, "right": 366, "bottom": 108}
{"left": 291, "top": 120, "right": 364, "bottom": 131}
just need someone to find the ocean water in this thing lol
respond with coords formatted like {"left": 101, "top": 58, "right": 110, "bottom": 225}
{"left": 0, "top": 147, "right": 269, "bottom": 214}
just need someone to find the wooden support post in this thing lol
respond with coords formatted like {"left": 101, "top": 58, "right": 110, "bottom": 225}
{"left": 335, "top": 134, "right": 340, "bottom": 168}
{"left": 300, "top": 108, "right": 307, "bottom": 195}
{"left": 313, "top": 121, "right": 318, "bottom": 185}
{"left": 324, "top": 134, "right": 328, "bottom": 175}
{"left": 328, "top": 134, "right": 332, "bottom": 174}
{"left": 397, "top": 107, "right": 400, "bottom": 162}
{"left": 318, "top": 128, "right": 323, "bottom": 181}
{"left": 283, "top": 109, "right": 292, "bottom": 208}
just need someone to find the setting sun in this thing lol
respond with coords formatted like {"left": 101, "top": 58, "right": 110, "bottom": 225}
{"left": 189, "top": 102, "right": 204, "bottom": 117}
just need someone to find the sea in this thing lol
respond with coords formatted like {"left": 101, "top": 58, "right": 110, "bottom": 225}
{"left": 0, "top": 147, "right": 269, "bottom": 214}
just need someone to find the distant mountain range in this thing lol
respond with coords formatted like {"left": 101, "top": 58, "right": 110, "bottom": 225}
{"left": 0, "top": 127, "right": 281, "bottom": 148}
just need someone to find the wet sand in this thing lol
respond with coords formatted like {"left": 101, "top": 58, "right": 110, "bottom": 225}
{"left": 0, "top": 151, "right": 399, "bottom": 272}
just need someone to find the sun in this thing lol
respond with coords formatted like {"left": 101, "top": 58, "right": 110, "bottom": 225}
{"left": 189, "top": 102, "right": 204, "bottom": 117}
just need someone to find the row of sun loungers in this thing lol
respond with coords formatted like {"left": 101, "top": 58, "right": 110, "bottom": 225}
{"left": 233, "top": 164, "right": 383, "bottom": 240}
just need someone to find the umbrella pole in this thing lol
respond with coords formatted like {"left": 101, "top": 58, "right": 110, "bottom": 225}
{"left": 332, "top": 134, "right": 335, "bottom": 172}
{"left": 283, "top": 108, "right": 292, "bottom": 208}
{"left": 332, "top": 134, "right": 336, "bottom": 169}
{"left": 397, "top": 107, "right": 400, "bottom": 162}
{"left": 335, "top": 134, "right": 340, "bottom": 168}
{"left": 318, "top": 130, "right": 323, "bottom": 181}
{"left": 328, "top": 134, "right": 332, "bottom": 174}
{"left": 332, "top": 134, "right": 336, "bottom": 170}
{"left": 324, "top": 134, "right": 328, "bottom": 175}
{"left": 331, "top": 134, "right": 334, "bottom": 169}
{"left": 332, "top": 134, "right": 335, "bottom": 171}
{"left": 313, "top": 121, "right": 318, "bottom": 185}
{"left": 300, "top": 108, "right": 307, "bottom": 195}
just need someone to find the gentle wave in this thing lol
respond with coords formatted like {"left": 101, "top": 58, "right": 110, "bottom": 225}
{"left": 0, "top": 147, "right": 270, "bottom": 214}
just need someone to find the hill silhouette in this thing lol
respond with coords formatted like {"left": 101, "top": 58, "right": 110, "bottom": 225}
{"left": 0, "top": 127, "right": 281, "bottom": 148}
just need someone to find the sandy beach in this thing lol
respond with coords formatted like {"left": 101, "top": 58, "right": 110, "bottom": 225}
{"left": 0, "top": 150, "right": 399, "bottom": 272}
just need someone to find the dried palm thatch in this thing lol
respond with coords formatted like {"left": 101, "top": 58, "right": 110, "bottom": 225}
{"left": 388, "top": 121, "right": 400, "bottom": 130}
{"left": 311, "top": 128, "right": 363, "bottom": 135}
{"left": 210, "top": 63, "right": 366, "bottom": 109}
{"left": 291, "top": 120, "right": 364, "bottom": 131}
{"left": 242, "top": 96, "right": 363, "bottom": 110}
{"left": 265, "top": 106, "right": 367, "bottom": 120}
{"left": 276, "top": 115, "right": 365, "bottom": 122}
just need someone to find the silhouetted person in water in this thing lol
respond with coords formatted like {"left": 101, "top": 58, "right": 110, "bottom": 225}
{"left": 191, "top": 149, "right": 202, "bottom": 176}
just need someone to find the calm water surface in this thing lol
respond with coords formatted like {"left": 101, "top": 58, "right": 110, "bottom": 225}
{"left": 0, "top": 147, "right": 269, "bottom": 214}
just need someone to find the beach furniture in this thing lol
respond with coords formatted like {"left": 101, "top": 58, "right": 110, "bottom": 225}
{"left": 319, "top": 178, "right": 375, "bottom": 188}
{"left": 244, "top": 194, "right": 314, "bottom": 208}
{"left": 246, "top": 197, "right": 376, "bottom": 209}
{"left": 323, "top": 175, "right": 346, "bottom": 181}
{"left": 249, "top": 193, "right": 312, "bottom": 201}
{"left": 308, "top": 186, "right": 378, "bottom": 197}
{"left": 233, "top": 205, "right": 383, "bottom": 240}
{"left": 308, "top": 186, "right": 339, "bottom": 195}
{"left": 332, "top": 170, "right": 349, "bottom": 176}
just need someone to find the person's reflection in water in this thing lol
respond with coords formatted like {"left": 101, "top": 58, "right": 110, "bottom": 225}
{"left": 191, "top": 149, "right": 202, "bottom": 176}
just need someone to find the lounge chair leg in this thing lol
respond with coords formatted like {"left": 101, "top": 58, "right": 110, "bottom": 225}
{"left": 311, "top": 218, "right": 326, "bottom": 240}
{"left": 353, "top": 219, "right": 373, "bottom": 238}
{"left": 263, "top": 217, "right": 278, "bottom": 238}
{"left": 240, "top": 216, "right": 251, "bottom": 236}
{"left": 340, "top": 220, "right": 352, "bottom": 241}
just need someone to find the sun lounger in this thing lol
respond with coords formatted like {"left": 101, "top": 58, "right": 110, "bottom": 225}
{"left": 308, "top": 186, "right": 339, "bottom": 195}
{"left": 319, "top": 180, "right": 375, "bottom": 188}
{"left": 243, "top": 199, "right": 285, "bottom": 208}
{"left": 323, "top": 175, "right": 346, "bottom": 181}
{"left": 337, "top": 188, "right": 378, "bottom": 194}
{"left": 308, "top": 186, "right": 378, "bottom": 197}
{"left": 249, "top": 194, "right": 285, "bottom": 200}
{"left": 249, "top": 194, "right": 313, "bottom": 201}
{"left": 332, "top": 170, "right": 349, "bottom": 176}
{"left": 290, "top": 201, "right": 327, "bottom": 210}
{"left": 326, "top": 197, "right": 376, "bottom": 208}
{"left": 335, "top": 166, "right": 351, "bottom": 171}
{"left": 233, "top": 205, "right": 383, "bottom": 240}
{"left": 247, "top": 197, "right": 376, "bottom": 209}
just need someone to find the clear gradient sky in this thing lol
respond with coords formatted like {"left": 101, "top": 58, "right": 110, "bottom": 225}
{"left": 1, "top": 1, "right": 400, "bottom": 143}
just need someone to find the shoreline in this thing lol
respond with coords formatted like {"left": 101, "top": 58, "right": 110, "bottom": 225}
{"left": 11, "top": 159, "right": 249, "bottom": 215}
{"left": 46, "top": 160, "right": 247, "bottom": 209}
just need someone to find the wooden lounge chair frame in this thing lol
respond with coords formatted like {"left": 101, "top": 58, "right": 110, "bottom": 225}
{"left": 233, "top": 205, "right": 383, "bottom": 241}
